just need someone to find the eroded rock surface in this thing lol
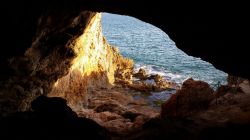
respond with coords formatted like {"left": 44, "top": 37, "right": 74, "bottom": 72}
{"left": 76, "top": 87, "right": 159, "bottom": 135}
{"left": 161, "top": 78, "right": 214, "bottom": 118}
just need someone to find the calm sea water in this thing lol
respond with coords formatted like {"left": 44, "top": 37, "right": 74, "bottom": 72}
{"left": 102, "top": 13, "right": 227, "bottom": 105}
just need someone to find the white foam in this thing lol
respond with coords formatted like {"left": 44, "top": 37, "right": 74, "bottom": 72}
{"left": 134, "top": 63, "right": 187, "bottom": 86}
{"left": 134, "top": 64, "right": 166, "bottom": 76}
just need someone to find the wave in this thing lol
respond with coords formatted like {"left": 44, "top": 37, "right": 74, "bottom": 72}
{"left": 134, "top": 63, "right": 226, "bottom": 89}
{"left": 134, "top": 63, "right": 186, "bottom": 85}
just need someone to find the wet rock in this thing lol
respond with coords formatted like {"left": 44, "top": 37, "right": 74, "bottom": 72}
{"left": 134, "top": 68, "right": 147, "bottom": 80}
{"left": 153, "top": 74, "right": 163, "bottom": 84}
{"left": 130, "top": 72, "right": 179, "bottom": 93}
{"left": 161, "top": 78, "right": 214, "bottom": 118}
{"left": 149, "top": 74, "right": 172, "bottom": 90}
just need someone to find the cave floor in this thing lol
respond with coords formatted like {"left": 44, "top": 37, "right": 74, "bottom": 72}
{"left": 75, "top": 85, "right": 159, "bottom": 135}
{"left": 76, "top": 81, "right": 250, "bottom": 139}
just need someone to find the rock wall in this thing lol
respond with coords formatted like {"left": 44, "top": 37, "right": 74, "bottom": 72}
{"left": 49, "top": 13, "right": 133, "bottom": 109}
{"left": 0, "top": 11, "right": 133, "bottom": 116}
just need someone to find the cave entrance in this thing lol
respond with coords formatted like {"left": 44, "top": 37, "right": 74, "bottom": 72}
{"left": 44, "top": 12, "right": 229, "bottom": 135}
{"left": 101, "top": 12, "right": 228, "bottom": 107}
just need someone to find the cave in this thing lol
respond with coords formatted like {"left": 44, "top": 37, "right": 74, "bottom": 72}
{"left": 0, "top": 1, "right": 250, "bottom": 140}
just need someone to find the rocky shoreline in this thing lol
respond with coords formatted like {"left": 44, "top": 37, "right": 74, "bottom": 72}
{"left": 1, "top": 76, "right": 250, "bottom": 140}
{"left": 72, "top": 67, "right": 180, "bottom": 135}
{"left": 70, "top": 64, "right": 250, "bottom": 137}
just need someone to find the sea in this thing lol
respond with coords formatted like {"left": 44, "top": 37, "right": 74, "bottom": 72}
{"left": 101, "top": 13, "right": 227, "bottom": 106}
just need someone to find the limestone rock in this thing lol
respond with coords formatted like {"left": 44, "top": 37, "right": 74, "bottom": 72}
{"left": 47, "top": 13, "right": 134, "bottom": 110}
{"left": 161, "top": 78, "right": 214, "bottom": 118}
{"left": 76, "top": 87, "right": 159, "bottom": 135}
{"left": 129, "top": 72, "right": 179, "bottom": 93}
{"left": 0, "top": 11, "right": 135, "bottom": 114}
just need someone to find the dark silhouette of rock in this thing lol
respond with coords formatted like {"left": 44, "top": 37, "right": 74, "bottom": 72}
{"left": 197, "top": 123, "right": 250, "bottom": 140}
{"left": 0, "top": 96, "right": 110, "bottom": 140}
{"left": 124, "top": 118, "right": 250, "bottom": 140}
{"left": 161, "top": 78, "right": 214, "bottom": 118}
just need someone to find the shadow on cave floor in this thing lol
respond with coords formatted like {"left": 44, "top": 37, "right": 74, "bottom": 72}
{"left": 0, "top": 95, "right": 250, "bottom": 140}
{"left": 0, "top": 96, "right": 110, "bottom": 140}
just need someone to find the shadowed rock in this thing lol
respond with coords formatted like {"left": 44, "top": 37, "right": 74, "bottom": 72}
{"left": 161, "top": 78, "right": 214, "bottom": 118}
{"left": 0, "top": 96, "right": 110, "bottom": 140}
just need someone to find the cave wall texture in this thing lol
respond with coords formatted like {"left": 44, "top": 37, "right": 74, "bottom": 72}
{"left": 0, "top": 9, "right": 133, "bottom": 115}
{"left": 1, "top": 0, "right": 249, "bottom": 79}
{"left": 0, "top": 9, "right": 96, "bottom": 115}
{"left": 0, "top": 0, "right": 249, "bottom": 115}
{"left": 48, "top": 13, "right": 133, "bottom": 110}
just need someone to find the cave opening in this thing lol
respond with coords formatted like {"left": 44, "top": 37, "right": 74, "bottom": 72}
{"left": 1, "top": 6, "right": 250, "bottom": 139}
{"left": 101, "top": 12, "right": 228, "bottom": 108}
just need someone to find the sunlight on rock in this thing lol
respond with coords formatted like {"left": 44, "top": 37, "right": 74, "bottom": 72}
{"left": 49, "top": 13, "right": 134, "bottom": 110}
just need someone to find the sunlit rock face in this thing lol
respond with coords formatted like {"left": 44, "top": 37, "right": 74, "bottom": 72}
{"left": 49, "top": 13, "right": 133, "bottom": 109}
{"left": 0, "top": 11, "right": 133, "bottom": 115}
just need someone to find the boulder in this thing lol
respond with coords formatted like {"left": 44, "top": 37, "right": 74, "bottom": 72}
{"left": 161, "top": 78, "right": 214, "bottom": 118}
{"left": 0, "top": 96, "right": 110, "bottom": 140}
